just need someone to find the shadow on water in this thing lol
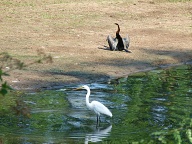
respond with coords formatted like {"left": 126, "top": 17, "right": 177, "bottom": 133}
{"left": 0, "top": 64, "right": 192, "bottom": 143}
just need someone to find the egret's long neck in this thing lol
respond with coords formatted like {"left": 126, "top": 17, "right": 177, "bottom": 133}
{"left": 85, "top": 87, "right": 91, "bottom": 107}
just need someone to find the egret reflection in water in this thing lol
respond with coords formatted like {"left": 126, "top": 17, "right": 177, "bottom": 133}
{"left": 85, "top": 125, "right": 112, "bottom": 144}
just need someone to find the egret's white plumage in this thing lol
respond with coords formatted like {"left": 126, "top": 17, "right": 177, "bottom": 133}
{"left": 77, "top": 85, "right": 112, "bottom": 124}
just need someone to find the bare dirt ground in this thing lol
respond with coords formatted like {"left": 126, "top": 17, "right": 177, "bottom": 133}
{"left": 0, "top": 0, "right": 192, "bottom": 91}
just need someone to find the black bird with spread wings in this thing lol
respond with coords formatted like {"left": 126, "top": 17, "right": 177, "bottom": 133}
{"left": 107, "top": 23, "right": 130, "bottom": 52}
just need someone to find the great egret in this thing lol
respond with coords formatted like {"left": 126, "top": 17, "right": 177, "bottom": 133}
{"left": 75, "top": 85, "right": 112, "bottom": 125}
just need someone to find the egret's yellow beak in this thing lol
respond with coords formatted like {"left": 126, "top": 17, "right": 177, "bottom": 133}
{"left": 73, "top": 86, "right": 83, "bottom": 91}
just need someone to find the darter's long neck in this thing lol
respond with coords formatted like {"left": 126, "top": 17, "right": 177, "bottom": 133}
{"left": 116, "top": 24, "right": 120, "bottom": 34}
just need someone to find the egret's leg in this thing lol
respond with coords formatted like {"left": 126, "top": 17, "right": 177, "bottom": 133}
{"left": 96, "top": 115, "right": 100, "bottom": 127}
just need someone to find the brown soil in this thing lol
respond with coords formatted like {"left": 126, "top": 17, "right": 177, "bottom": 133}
{"left": 0, "top": 0, "right": 192, "bottom": 91}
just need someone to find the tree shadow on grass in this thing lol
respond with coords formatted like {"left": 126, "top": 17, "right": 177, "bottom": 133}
{"left": 14, "top": 46, "right": 192, "bottom": 91}
{"left": 140, "top": 47, "right": 192, "bottom": 65}
{"left": 49, "top": 70, "right": 109, "bottom": 84}
{"left": 10, "top": 71, "right": 109, "bottom": 91}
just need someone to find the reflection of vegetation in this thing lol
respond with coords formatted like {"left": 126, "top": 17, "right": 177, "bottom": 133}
{"left": 151, "top": 118, "right": 192, "bottom": 143}
{"left": 22, "top": 90, "right": 69, "bottom": 130}
{"left": 111, "top": 65, "right": 192, "bottom": 143}
{"left": 0, "top": 90, "right": 70, "bottom": 144}
{"left": 1, "top": 62, "right": 192, "bottom": 143}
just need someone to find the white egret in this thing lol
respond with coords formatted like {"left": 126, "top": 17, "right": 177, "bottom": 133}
{"left": 75, "top": 85, "right": 112, "bottom": 125}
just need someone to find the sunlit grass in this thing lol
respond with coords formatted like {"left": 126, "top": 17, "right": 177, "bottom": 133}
{"left": 167, "top": 0, "right": 191, "bottom": 1}
{"left": 154, "top": 0, "right": 191, "bottom": 2}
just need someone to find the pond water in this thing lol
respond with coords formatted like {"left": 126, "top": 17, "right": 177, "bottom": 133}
{"left": 0, "top": 64, "right": 192, "bottom": 143}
